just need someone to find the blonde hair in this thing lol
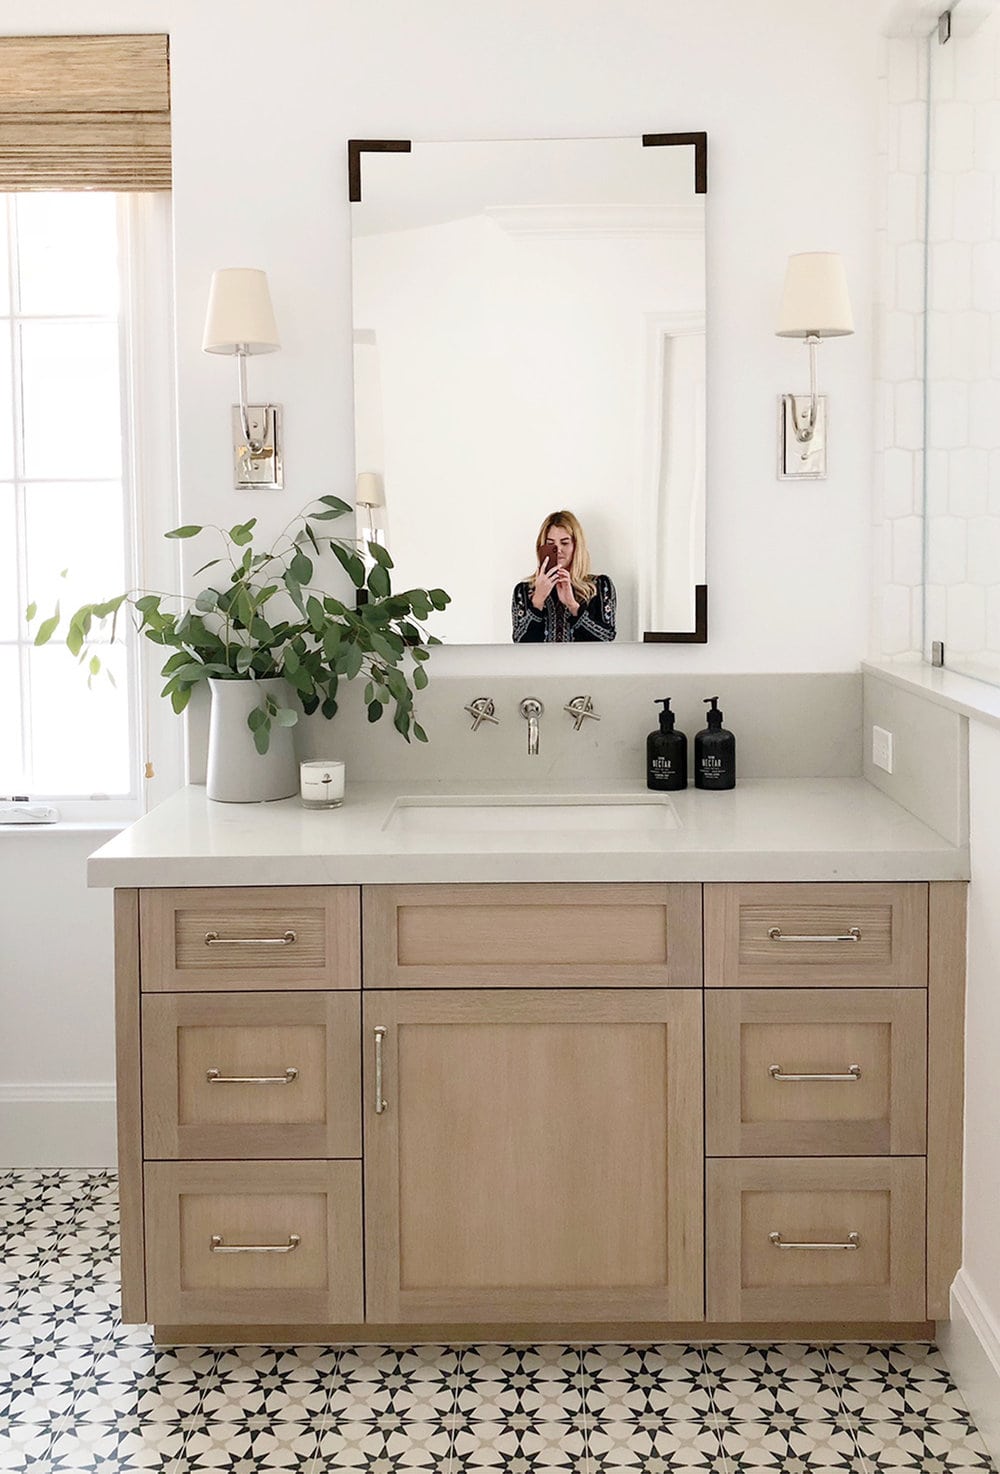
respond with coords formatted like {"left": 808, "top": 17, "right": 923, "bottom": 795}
{"left": 528, "top": 510, "right": 597, "bottom": 604}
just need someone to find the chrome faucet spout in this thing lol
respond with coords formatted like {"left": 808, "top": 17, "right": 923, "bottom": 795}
{"left": 518, "top": 698, "right": 543, "bottom": 756}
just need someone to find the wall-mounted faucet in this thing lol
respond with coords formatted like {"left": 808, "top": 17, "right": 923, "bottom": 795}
{"left": 464, "top": 696, "right": 499, "bottom": 732}
{"left": 564, "top": 694, "right": 600, "bottom": 731}
{"left": 518, "top": 697, "right": 543, "bottom": 756}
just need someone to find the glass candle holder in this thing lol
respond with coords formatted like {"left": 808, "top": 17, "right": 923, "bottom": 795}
{"left": 299, "top": 759, "right": 345, "bottom": 809}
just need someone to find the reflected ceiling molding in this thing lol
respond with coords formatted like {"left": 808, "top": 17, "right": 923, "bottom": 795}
{"left": 348, "top": 139, "right": 411, "bottom": 203}
{"left": 484, "top": 204, "right": 704, "bottom": 239}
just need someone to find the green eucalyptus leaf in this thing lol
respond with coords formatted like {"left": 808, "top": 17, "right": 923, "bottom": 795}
{"left": 321, "top": 694, "right": 339, "bottom": 719}
{"left": 290, "top": 550, "right": 313, "bottom": 585}
{"left": 413, "top": 665, "right": 428, "bottom": 690}
{"left": 25, "top": 601, "right": 37, "bottom": 622}
{"left": 273, "top": 706, "right": 298, "bottom": 727}
{"left": 195, "top": 589, "right": 218, "bottom": 613}
{"left": 252, "top": 720, "right": 271, "bottom": 755}
{"left": 229, "top": 518, "right": 257, "bottom": 546}
{"left": 164, "top": 524, "right": 203, "bottom": 539}
{"left": 192, "top": 558, "right": 222, "bottom": 577}
{"left": 367, "top": 564, "right": 390, "bottom": 599}
{"left": 170, "top": 685, "right": 192, "bottom": 714}
{"left": 369, "top": 542, "right": 394, "bottom": 569}
{"left": 235, "top": 645, "right": 254, "bottom": 674}
{"left": 247, "top": 706, "right": 268, "bottom": 731}
{"left": 330, "top": 542, "right": 366, "bottom": 587}
{"left": 89, "top": 655, "right": 101, "bottom": 676}
{"left": 283, "top": 570, "right": 305, "bottom": 614}
{"left": 429, "top": 588, "right": 451, "bottom": 609}
{"left": 367, "top": 700, "right": 383, "bottom": 723}
{"left": 413, "top": 722, "right": 428, "bottom": 743}
{"left": 303, "top": 523, "right": 321, "bottom": 558}
{"left": 34, "top": 606, "right": 60, "bottom": 645}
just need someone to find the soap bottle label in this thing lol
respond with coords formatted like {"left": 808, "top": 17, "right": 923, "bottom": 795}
{"left": 652, "top": 756, "right": 676, "bottom": 776}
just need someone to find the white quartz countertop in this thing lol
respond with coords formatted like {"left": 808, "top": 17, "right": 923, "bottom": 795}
{"left": 86, "top": 778, "right": 969, "bottom": 887}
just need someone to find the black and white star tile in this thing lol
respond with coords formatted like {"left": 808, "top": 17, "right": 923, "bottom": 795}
{"left": 0, "top": 1170, "right": 996, "bottom": 1472}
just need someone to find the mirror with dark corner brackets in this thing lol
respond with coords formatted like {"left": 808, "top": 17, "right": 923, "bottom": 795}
{"left": 348, "top": 132, "right": 708, "bottom": 645}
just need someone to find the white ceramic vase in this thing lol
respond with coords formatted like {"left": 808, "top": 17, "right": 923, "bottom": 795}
{"left": 206, "top": 676, "right": 298, "bottom": 803}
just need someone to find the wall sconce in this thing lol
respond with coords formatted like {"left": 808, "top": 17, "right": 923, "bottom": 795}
{"left": 775, "top": 252, "right": 854, "bottom": 480}
{"left": 355, "top": 471, "right": 385, "bottom": 546}
{"left": 202, "top": 268, "right": 283, "bottom": 490}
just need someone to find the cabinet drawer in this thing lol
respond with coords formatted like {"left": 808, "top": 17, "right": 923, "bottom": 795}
{"left": 144, "top": 1160, "right": 362, "bottom": 1325}
{"left": 706, "top": 989, "right": 926, "bottom": 1157}
{"left": 139, "top": 887, "right": 360, "bottom": 992}
{"left": 704, "top": 883, "right": 927, "bottom": 989}
{"left": 706, "top": 1157, "right": 925, "bottom": 1322}
{"left": 141, "top": 993, "right": 361, "bottom": 1160}
{"left": 362, "top": 883, "right": 702, "bottom": 987}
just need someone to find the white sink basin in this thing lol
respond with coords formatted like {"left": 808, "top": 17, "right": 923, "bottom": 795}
{"left": 383, "top": 794, "right": 680, "bottom": 836}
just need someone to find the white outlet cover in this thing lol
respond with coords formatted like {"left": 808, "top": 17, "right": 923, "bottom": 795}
{"left": 872, "top": 725, "right": 894, "bottom": 774}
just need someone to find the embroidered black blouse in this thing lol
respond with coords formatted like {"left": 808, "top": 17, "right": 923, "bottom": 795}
{"left": 511, "top": 574, "right": 617, "bottom": 643}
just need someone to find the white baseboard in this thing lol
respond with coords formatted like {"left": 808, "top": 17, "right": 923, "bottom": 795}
{"left": 0, "top": 1084, "right": 117, "bottom": 1168}
{"left": 938, "top": 1269, "right": 1000, "bottom": 1466}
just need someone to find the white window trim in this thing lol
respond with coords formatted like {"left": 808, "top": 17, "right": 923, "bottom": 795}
{"left": 3, "top": 192, "right": 182, "bottom": 826}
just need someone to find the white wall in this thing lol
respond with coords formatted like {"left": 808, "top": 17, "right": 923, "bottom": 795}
{"left": 0, "top": 0, "right": 888, "bottom": 1164}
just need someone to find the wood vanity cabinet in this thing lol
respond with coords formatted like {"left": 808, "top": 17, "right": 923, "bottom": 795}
{"left": 116, "top": 878, "right": 965, "bottom": 1338}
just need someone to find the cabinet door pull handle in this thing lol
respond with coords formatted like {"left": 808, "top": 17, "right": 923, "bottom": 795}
{"left": 206, "top": 1067, "right": 299, "bottom": 1086}
{"left": 204, "top": 930, "right": 297, "bottom": 947}
{"left": 210, "top": 1233, "right": 301, "bottom": 1254}
{"left": 374, "top": 1026, "right": 388, "bottom": 1115}
{"left": 768, "top": 1064, "right": 861, "bottom": 1083}
{"left": 767, "top": 926, "right": 861, "bottom": 943}
{"left": 769, "top": 1231, "right": 860, "bottom": 1251}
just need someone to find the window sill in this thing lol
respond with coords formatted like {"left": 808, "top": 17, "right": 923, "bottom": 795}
{"left": 863, "top": 659, "right": 1000, "bottom": 732}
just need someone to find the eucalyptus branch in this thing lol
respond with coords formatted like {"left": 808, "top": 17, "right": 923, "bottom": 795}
{"left": 26, "top": 497, "right": 450, "bottom": 753}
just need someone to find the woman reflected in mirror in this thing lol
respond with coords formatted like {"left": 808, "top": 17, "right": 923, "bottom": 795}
{"left": 511, "top": 510, "right": 616, "bottom": 642}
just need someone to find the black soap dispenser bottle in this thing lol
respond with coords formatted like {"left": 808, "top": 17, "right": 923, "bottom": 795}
{"left": 647, "top": 698, "right": 687, "bottom": 791}
{"left": 694, "top": 697, "right": 736, "bottom": 790}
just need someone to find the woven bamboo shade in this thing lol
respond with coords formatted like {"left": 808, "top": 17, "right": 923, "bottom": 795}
{"left": 0, "top": 34, "right": 170, "bottom": 190}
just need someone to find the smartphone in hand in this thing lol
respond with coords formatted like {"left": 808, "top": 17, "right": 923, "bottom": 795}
{"left": 540, "top": 540, "right": 559, "bottom": 571}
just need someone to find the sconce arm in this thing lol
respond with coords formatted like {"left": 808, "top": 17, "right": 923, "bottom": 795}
{"left": 235, "top": 348, "right": 264, "bottom": 452}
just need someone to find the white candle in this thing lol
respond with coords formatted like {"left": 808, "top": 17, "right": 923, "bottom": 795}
{"left": 299, "top": 759, "right": 345, "bottom": 809}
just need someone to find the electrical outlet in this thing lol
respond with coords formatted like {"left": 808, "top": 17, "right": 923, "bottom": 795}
{"left": 872, "top": 725, "right": 894, "bottom": 774}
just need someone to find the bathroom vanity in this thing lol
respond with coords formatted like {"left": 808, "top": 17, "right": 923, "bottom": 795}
{"left": 89, "top": 776, "right": 967, "bottom": 1345}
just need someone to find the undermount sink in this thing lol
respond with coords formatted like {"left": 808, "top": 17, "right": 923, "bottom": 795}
{"left": 383, "top": 793, "right": 680, "bottom": 836}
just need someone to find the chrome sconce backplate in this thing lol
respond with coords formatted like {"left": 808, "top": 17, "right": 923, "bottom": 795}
{"left": 233, "top": 404, "right": 283, "bottom": 490}
{"left": 778, "top": 394, "right": 828, "bottom": 480}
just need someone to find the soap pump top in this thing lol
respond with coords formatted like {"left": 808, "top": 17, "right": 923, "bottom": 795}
{"left": 647, "top": 697, "right": 687, "bottom": 792}
{"left": 694, "top": 696, "right": 736, "bottom": 791}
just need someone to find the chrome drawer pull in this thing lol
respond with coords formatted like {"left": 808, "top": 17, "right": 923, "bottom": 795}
{"left": 769, "top": 1231, "right": 860, "bottom": 1251}
{"left": 769, "top": 1064, "right": 861, "bottom": 1083}
{"left": 204, "top": 930, "right": 297, "bottom": 947}
{"left": 767, "top": 926, "right": 861, "bottom": 943}
{"left": 206, "top": 1067, "right": 299, "bottom": 1086}
{"left": 210, "top": 1233, "right": 301, "bottom": 1254}
{"left": 374, "top": 1026, "right": 387, "bottom": 1115}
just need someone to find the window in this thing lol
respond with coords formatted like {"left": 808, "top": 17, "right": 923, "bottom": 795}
{"left": 1, "top": 191, "right": 174, "bottom": 818}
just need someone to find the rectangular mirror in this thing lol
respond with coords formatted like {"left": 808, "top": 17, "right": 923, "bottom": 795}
{"left": 349, "top": 132, "right": 707, "bottom": 644}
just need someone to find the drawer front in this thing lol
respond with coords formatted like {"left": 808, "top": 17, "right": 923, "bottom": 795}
{"left": 704, "top": 883, "right": 927, "bottom": 989}
{"left": 362, "top": 883, "right": 702, "bottom": 987}
{"left": 144, "top": 1160, "right": 363, "bottom": 1324}
{"left": 706, "top": 1157, "right": 926, "bottom": 1322}
{"left": 142, "top": 992, "right": 361, "bottom": 1160}
{"left": 139, "top": 887, "right": 360, "bottom": 991}
{"left": 706, "top": 989, "right": 927, "bottom": 1157}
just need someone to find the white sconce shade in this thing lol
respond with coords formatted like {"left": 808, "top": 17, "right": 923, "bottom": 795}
{"left": 202, "top": 268, "right": 280, "bottom": 355}
{"left": 202, "top": 268, "right": 282, "bottom": 489}
{"left": 775, "top": 252, "right": 854, "bottom": 339}
{"left": 355, "top": 471, "right": 384, "bottom": 509}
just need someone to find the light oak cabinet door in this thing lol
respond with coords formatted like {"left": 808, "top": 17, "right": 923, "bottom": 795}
{"left": 363, "top": 989, "right": 703, "bottom": 1324}
{"left": 705, "top": 989, "right": 927, "bottom": 1157}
